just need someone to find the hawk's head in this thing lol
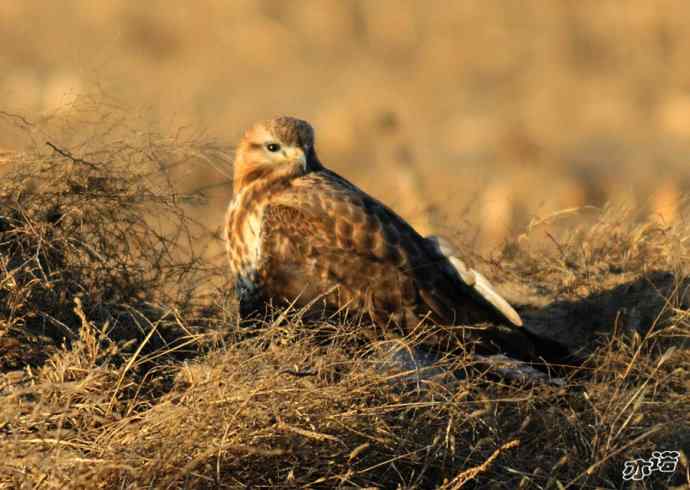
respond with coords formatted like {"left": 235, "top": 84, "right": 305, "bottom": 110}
{"left": 233, "top": 116, "right": 322, "bottom": 193}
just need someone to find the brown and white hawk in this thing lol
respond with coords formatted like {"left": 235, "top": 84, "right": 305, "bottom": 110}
{"left": 224, "top": 116, "right": 528, "bottom": 348}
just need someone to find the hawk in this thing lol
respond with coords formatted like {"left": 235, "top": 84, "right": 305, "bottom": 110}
{"left": 225, "top": 116, "right": 524, "bottom": 344}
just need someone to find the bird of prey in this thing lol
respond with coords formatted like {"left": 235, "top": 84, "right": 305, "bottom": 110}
{"left": 225, "top": 116, "right": 523, "bottom": 341}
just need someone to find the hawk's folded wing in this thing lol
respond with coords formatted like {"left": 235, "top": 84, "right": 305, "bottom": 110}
{"left": 260, "top": 169, "right": 522, "bottom": 328}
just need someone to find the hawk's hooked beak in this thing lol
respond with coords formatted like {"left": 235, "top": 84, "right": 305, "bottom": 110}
{"left": 284, "top": 147, "right": 307, "bottom": 170}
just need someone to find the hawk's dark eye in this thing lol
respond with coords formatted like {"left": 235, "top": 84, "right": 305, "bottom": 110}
{"left": 266, "top": 143, "right": 281, "bottom": 152}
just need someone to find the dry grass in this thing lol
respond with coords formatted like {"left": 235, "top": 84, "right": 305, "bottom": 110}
{"left": 0, "top": 111, "right": 688, "bottom": 489}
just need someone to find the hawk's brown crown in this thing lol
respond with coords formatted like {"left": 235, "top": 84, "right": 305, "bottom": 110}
{"left": 264, "top": 116, "right": 314, "bottom": 149}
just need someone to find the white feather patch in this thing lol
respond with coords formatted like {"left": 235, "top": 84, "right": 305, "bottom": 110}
{"left": 427, "top": 235, "right": 523, "bottom": 327}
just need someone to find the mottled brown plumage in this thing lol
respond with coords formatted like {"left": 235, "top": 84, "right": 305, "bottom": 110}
{"left": 225, "top": 116, "right": 523, "bottom": 335}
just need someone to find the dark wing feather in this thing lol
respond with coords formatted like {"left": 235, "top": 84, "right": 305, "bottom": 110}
{"left": 261, "top": 169, "right": 514, "bottom": 328}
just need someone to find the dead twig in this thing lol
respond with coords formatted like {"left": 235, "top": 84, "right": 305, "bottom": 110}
{"left": 45, "top": 141, "right": 100, "bottom": 170}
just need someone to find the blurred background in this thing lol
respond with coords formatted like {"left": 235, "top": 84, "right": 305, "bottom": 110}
{"left": 1, "top": 0, "right": 688, "bottom": 255}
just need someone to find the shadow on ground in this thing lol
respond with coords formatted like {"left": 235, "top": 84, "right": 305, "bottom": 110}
{"left": 523, "top": 271, "right": 690, "bottom": 359}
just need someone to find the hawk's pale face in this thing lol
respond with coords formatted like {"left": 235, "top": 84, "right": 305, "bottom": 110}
{"left": 233, "top": 117, "right": 316, "bottom": 193}
{"left": 245, "top": 126, "right": 306, "bottom": 168}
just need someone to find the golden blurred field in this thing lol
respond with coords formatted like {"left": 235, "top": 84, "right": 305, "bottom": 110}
{"left": 2, "top": 1, "right": 689, "bottom": 250}
{"left": 1, "top": 3, "right": 689, "bottom": 489}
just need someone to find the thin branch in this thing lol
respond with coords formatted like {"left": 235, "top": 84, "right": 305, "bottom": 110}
{"left": 45, "top": 141, "right": 100, "bottom": 170}
{"left": 0, "top": 110, "right": 34, "bottom": 127}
